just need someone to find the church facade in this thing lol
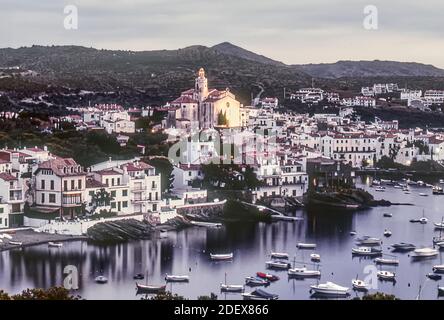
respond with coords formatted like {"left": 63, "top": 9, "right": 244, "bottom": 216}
{"left": 169, "top": 68, "right": 242, "bottom": 131}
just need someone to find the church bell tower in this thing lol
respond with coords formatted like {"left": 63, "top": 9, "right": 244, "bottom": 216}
{"left": 195, "top": 68, "right": 209, "bottom": 102}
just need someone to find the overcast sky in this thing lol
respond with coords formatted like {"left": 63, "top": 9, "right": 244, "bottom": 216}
{"left": 2, "top": 0, "right": 444, "bottom": 67}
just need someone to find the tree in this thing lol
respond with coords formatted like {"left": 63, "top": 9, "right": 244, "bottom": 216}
{"left": 148, "top": 291, "right": 186, "bottom": 300}
{"left": 0, "top": 287, "right": 81, "bottom": 300}
{"left": 217, "top": 111, "right": 228, "bottom": 126}
{"left": 146, "top": 157, "right": 174, "bottom": 193}
{"left": 91, "top": 188, "right": 114, "bottom": 208}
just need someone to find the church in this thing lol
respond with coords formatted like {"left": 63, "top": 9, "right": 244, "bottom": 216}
{"left": 169, "top": 68, "right": 242, "bottom": 131}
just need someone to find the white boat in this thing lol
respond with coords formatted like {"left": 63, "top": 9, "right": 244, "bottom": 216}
{"left": 356, "top": 236, "right": 382, "bottom": 246}
{"left": 288, "top": 267, "right": 321, "bottom": 278}
{"left": 383, "top": 229, "right": 392, "bottom": 237}
{"left": 94, "top": 276, "right": 108, "bottom": 284}
{"left": 210, "top": 253, "right": 233, "bottom": 261}
{"left": 220, "top": 283, "right": 244, "bottom": 292}
{"left": 265, "top": 260, "right": 290, "bottom": 269}
{"left": 297, "top": 243, "right": 317, "bottom": 249}
{"left": 136, "top": 283, "right": 166, "bottom": 293}
{"left": 434, "top": 222, "right": 444, "bottom": 229}
{"left": 412, "top": 247, "right": 439, "bottom": 258}
{"left": 391, "top": 242, "right": 416, "bottom": 251}
{"left": 352, "top": 247, "right": 382, "bottom": 256}
{"left": 432, "top": 265, "right": 444, "bottom": 273}
{"left": 375, "top": 186, "right": 385, "bottom": 192}
{"left": 439, "top": 287, "right": 444, "bottom": 296}
{"left": 350, "top": 231, "right": 357, "bottom": 236}
{"left": 0, "top": 234, "right": 13, "bottom": 240}
{"left": 165, "top": 274, "right": 189, "bottom": 282}
{"left": 48, "top": 242, "right": 63, "bottom": 248}
{"left": 270, "top": 252, "right": 289, "bottom": 259}
{"left": 352, "top": 279, "right": 369, "bottom": 291}
{"left": 419, "top": 217, "right": 428, "bottom": 224}
{"left": 241, "top": 289, "right": 278, "bottom": 300}
{"left": 374, "top": 257, "right": 399, "bottom": 265}
{"left": 245, "top": 277, "right": 269, "bottom": 287}
{"left": 433, "top": 236, "right": 444, "bottom": 244}
{"left": 310, "top": 282, "right": 349, "bottom": 296}
{"left": 190, "top": 221, "right": 222, "bottom": 228}
{"left": 372, "top": 179, "right": 381, "bottom": 186}
{"left": 310, "top": 253, "right": 321, "bottom": 262}
{"left": 419, "top": 193, "right": 428, "bottom": 197}
{"left": 377, "top": 271, "right": 396, "bottom": 281}
{"left": 8, "top": 241, "right": 23, "bottom": 246}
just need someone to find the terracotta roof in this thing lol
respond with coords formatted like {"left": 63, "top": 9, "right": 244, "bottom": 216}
{"left": 86, "top": 179, "right": 106, "bottom": 189}
{"left": 37, "top": 158, "right": 85, "bottom": 177}
{"left": 97, "top": 169, "right": 122, "bottom": 176}
{"left": 123, "top": 161, "right": 153, "bottom": 172}
{"left": 0, "top": 172, "right": 17, "bottom": 181}
{"left": 171, "top": 96, "right": 198, "bottom": 104}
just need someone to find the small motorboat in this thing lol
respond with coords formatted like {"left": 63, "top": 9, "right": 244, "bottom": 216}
{"left": 133, "top": 273, "right": 144, "bottom": 280}
{"left": 297, "top": 243, "right": 317, "bottom": 249}
{"left": 434, "top": 222, "right": 444, "bottom": 229}
{"left": 375, "top": 186, "right": 385, "bottom": 192}
{"left": 427, "top": 273, "right": 442, "bottom": 281}
{"left": 435, "top": 242, "right": 444, "bottom": 249}
{"left": 8, "top": 241, "right": 23, "bottom": 246}
{"left": 439, "top": 287, "right": 444, "bottom": 296}
{"left": 0, "top": 234, "right": 12, "bottom": 240}
{"left": 356, "top": 236, "right": 382, "bottom": 246}
{"left": 241, "top": 289, "right": 278, "bottom": 300}
{"left": 270, "top": 252, "right": 289, "bottom": 259}
{"left": 310, "top": 253, "right": 321, "bottom": 262}
{"left": 372, "top": 179, "right": 381, "bottom": 186}
{"left": 310, "top": 282, "right": 349, "bottom": 296}
{"left": 94, "top": 276, "right": 108, "bottom": 284}
{"left": 419, "top": 193, "right": 428, "bottom": 197}
{"left": 411, "top": 247, "right": 439, "bottom": 258}
{"left": 410, "top": 219, "right": 421, "bottom": 223}
{"left": 48, "top": 242, "right": 63, "bottom": 248}
{"left": 432, "top": 186, "right": 444, "bottom": 195}
{"left": 419, "top": 217, "right": 428, "bottom": 224}
{"left": 383, "top": 229, "right": 392, "bottom": 237}
{"left": 165, "top": 274, "right": 190, "bottom": 282}
{"left": 377, "top": 271, "right": 396, "bottom": 281}
{"left": 245, "top": 277, "right": 269, "bottom": 287}
{"left": 374, "top": 257, "right": 399, "bottom": 265}
{"left": 433, "top": 236, "right": 444, "bottom": 244}
{"left": 256, "top": 272, "right": 279, "bottom": 281}
{"left": 136, "top": 283, "right": 166, "bottom": 293}
{"left": 352, "top": 246, "right": 382, "bottom": 256}
{"left": 432, "top": 265, "right": 444, "bottom": 273}
{"left": 391, "top": 242, "right": 416, "bottom": 251}
{"left": 383, "top": 213, "right": 393, "bottom": 218}
{"left": 220, "top": 283, "right": 244, "bottom": 292}
{"left": 265, "top": 260, "right": 291, "bottom": 270}
{"left": 393, "top": 185, "right": 402, "bottom": 189}
{"left": 350, "top": 231, "right": 357, "bottom": 236}
{"left": 352, "top": 279, "right": 369, "bottom": 291}
{"left": 210, "top": 253, "right": 233, "bottom": 261}
{"left": 288, "top": 267, "right": 321, "bottom": 278}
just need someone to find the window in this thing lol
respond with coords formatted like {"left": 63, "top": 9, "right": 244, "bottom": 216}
{"left": 41, "top": 194, "right": 45, "bottom": 204}
{"left": 122, "top": 201, "right": 128, "bottom": 208}
{"left": 0, "top": 208, "right": 3, "bottom": 214}
{"left": 122, "top": 190, "right": 128, "bottom": 197}
{"left": 71, "top": 180, "right": 75, "bottom": 190}
{"left": 89, "top": 191, "right": 94, "bottom": 196}
{"left": 49, "top": 194, "right": 56, "bottom": 203}
{"left": 50, "top": 180, "right": 54, "bottom": 190}
{"left": 111, "top": 178, "right": 115, "bottom": 186}
{"left": 64, "top": 181, "right": 68, "bottom": 191}
{"left": 41, "top": 180, "right": 45, "bottom": 190}
{"left": 111, "top": 191, "right": 116, "bottom": 197}
{"left": 111, "top": 202, "right": 116, "bottom": 209}
{"left": 78, "top": 180, "right": 82, "bottom": 189}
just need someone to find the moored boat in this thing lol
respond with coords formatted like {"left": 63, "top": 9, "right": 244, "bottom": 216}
{"left": 411, "top": 247, "right": 439, "bottom": 258}
{"left": 439, "top": 287, "right": 444, "bottom": 296}
{"left": 133, "top": 273, "right": 144, "bottom": 280}
{"left": 8, "top": 241, "right": 23, "bottom": 246}
{"left": 241, "top": 289, "right": 278, "bottom": 300}
{"left": 310, "top": 282, "right": 349, "bottom": 296}
{"left": 270, "top": 252, "right": 289, "bottom": 259}
{"left": 352, "top": 246, "right": 382, "bottom": 256}
{"left": 377, "top": 270, "right": 396, "bottom": 281}
{"left": 310, "top": 253, "right": 321, "bottom": 262}
{"left": 374, "top": 257, "right": 399, "bottom": 265}
{"left": 165, "top": 274, "right": 189, "bottom": 282}
{"left": 265, "top": 260, "right": 291, "bottom": 270}
{"left": 356, "top": 236, "right": 382, "bottom": 246}
{"left": 48, "top": 242, "right": 63, "bottom": 248}
{"left": 256, "top": 272, "right": 279, "bottom": 281}
{"left": 391, "top": 242, "right": 416, "bottom": 251}
{"left": 383, "top": 213, "right": 393, "bottom": 218}
{"left": 220, "top": 283, "right": 244, "bottom": 292}
{"left": 297, "top": 243, "right": 317, "bottom": 249}
{"left": 383, "top": 229, "right": 392, "bottom": 237}
{"left": 94, "top": 276, "right": 108, "bottom": 284}
{"left": 427, "top": 273, "right": 442, "bottom": 281}
{"left": 352, "top": 279, "right": 369, "bottom": 291}
{"left": 136, "top": 282, "right": 166, "bottom": 293}
{"left": 432, "top": 265, "right": 444, "bottom": 273}
{"left": 288, "top": 267, "right": 321, "bottom": 278}
{"left": 210, "top": 253, "right": 233, "bottom": 261}
{"left": 245, "top": 276, "right": 269, "bottom": 287}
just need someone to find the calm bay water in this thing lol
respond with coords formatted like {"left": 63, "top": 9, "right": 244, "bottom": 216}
{"left": 1, "top": 176, "right": 444, "bottom": 300}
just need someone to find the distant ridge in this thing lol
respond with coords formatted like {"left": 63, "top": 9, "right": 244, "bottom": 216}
{"left": 211, "top": 42, "right": 285, "bottom": 66}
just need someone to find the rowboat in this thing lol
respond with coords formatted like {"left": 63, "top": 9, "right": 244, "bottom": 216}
{"left": 265, "top": 260, "right": 291, "bottom": 270}
{"left": 297, "top": 243, "right": 317, "bottom": 249}
{"left": 310, "top": 282, "right": 349, "bottom": 296}
{"left": 136, "top": 283, "right": 166, "bottom": 293}
{"left": 411, "top": 247, "right": 439, "bottom": 258}
{"left": 427, "top": 273, "right": 442, "bottom": 281}
{"left": 375, "top": 186, "right": 385, "bottom": 192}
{"left": 352, "top": 279, "right": 369, "bottom": 291}
{"left": 432, "top": 265, "right": 444, "bottom": 273}
{"left": 48, "top": 242, "right": 63, "bottom": 248}
{"left": 377, "top": 271, "right": 396, "bottom": 281}
{"left": 190, "top": 221, "right": 222, "bottom": 228}
{"left": 374, "top": 257, "right": 399, "bottom": 265}
{"left": 94, "top": 276, "right": 108, "bottom": 284}
{"left": 256, "top": 272, "right": 279, "bottom": 281}
{"left": 8, "top": 241, "right": 23, "bottom": 246}
{"left": 434, "top": 222, "right": 444, "bottom": 229}
{"left": 245, "top": 277, "right": 269, "bottom": 287}
{"left": 433, "top": 236, "right": 444, "bottom": 244}
{"left": 288, "top": 267, "right": 321, "bottom": 278}
{"left": 383, "top": 229, "right": 392, "bottom": 237}
{"left": 165, "top": 274, "right": 189, "bottom": 282}
{"left": 133, "top": 273, "right": 144, "bottom": 280}
{"left": 383, "top": 213, "right": 393, "bottom": 218}
{"left": 241, "top": 289, "right": 278, "bottom": 300}
{"left": 352, "top": 246, "right": 382, "bottom": 256}
{"left": 270, "top": 252, "right": 289, "bottom": 259}
{"left": 210, "top": 253, "right": 233, "bottom": 261}
{"left": 220, "top": 284, "right": 244, "bottom": 292}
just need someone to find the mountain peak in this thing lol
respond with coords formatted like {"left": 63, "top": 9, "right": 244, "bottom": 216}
{"left": 211, "top": 42, "right": 284, "bottom": 66}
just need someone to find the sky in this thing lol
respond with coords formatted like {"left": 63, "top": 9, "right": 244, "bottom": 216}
{"left": 1, "top": 0, "right": 444, "bottom": 67}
